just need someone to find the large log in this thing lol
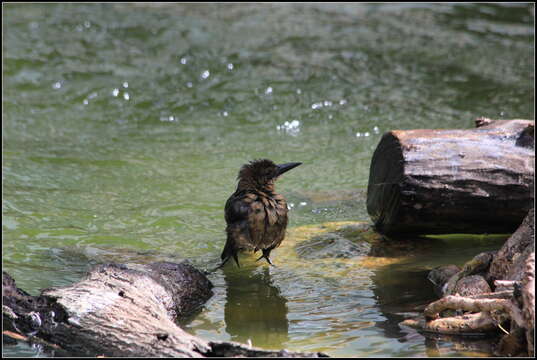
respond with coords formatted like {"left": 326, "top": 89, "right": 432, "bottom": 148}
{"left": 2, "top": 262, "right": 327, "bottom": 357}
{"left": 367, "top": 119, "right": 534, "bottom": 236}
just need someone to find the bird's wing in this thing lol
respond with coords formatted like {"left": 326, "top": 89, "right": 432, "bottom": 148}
{"left": 224, "top": 193, "right": 255, "bottom": 249}
{"left": 224, "top": 193, "right": 251, "bottom": 224}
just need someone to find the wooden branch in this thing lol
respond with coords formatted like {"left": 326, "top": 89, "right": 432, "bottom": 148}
{"left": 401, "top": 311, "right": 497, "bottom": 335}
{"left": 494, "top": 280, "right": 517, "bottom": 289}
{"left": 2, "top": 264, "right": 327, "bottom": 358}
{"left": 466, "top": 290, "right": 513, "bottom": 299}
{"left": 424, "top": 295, "right": 525, "bottom": 328}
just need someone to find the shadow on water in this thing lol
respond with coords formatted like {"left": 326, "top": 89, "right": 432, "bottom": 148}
{"left": 222, "top": 263, "right": 289, "bottom": 349}
{"left": 372, "top": 267, "right": 437, "bottom": 339}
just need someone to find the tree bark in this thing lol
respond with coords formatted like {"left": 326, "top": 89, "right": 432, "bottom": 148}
{"left": 2, "top": 262, "right": 327, "bottom": 358}
{"left": 488, "top": 208, "right": 535, "bottom": 283}
{"left": 367, "top": 119, "right": 534, "bottom": 236}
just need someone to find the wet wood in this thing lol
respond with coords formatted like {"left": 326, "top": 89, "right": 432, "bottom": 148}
{"left": 423, "top": 295, "right": 524, "bottom": 327}
{"left": 488, "top": 208, "right": 535, "bottom": 283}
{"left": 401, "top": 311, "right": 497, "bottom": 335}
{"left": 521, "top": 252, "right": 535, "bottom": 357}
{"left": 367, "top": 118, "right": 534, "bottom": 236}
{"left": 2, "top": 262, "right": 327, "bottom": 358}
{"left": 406, "top": 210, "right": 534, "bottom": 356}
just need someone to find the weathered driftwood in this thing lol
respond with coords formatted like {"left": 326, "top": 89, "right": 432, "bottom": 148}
{"left": 404, "top": 209, "right": 535, "bottom": 356}
{"left": 521, "top": 252, "right": 535, "bottom": 357}
{"left": 488, "top": 208, "right": 535, "bottom": 283}
{"left": 423, "top": 295, "right": 524, "bottom": 327}
{"left": 367, "top": 118, "right": 534, "bottom": 236}
{"left": 2, "top": 262, "right": 327, "bottom": 357}
{"left": 401, "top": 311, "right": 498, "bottom": 335}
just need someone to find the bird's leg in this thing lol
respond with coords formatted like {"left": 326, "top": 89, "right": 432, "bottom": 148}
{"left": 255, "top": 254, "right": 268, "bottom": 264}
{"left": 213, "top": 258, "right": 229, "bottom": 271}
{"left": 255, "top": 249, "right": 275, "bottom": 266}
{"left": 232, "top": 251, "right": 241, "bottom": 268}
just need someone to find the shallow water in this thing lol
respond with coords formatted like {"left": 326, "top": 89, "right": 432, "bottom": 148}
{"left": 2, "top": 3, "right": 534, "bottom": 357}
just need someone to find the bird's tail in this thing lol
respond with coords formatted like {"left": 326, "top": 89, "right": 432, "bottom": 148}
{"left": 220, "top": 238, "right": 240, "bottom": 268}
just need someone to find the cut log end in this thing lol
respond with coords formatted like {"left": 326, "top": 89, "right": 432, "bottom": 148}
{"left": 366, "top": 131, "right": 404, "bottom": 234}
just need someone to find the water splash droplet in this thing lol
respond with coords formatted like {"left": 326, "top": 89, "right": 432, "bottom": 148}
{"left": 276, "top": 119, "right": 300, "bottom": 136}
{"left": 160, "top": 115, "right": 177, "bottom": 122}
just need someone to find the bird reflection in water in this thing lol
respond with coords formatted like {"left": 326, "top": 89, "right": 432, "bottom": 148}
{"left": 223, "top": 262, "right": 289, "bottom": 349}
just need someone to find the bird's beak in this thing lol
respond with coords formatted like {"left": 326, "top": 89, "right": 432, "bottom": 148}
{"left": 276, "top": 162, "right": 302, "bottom": 177}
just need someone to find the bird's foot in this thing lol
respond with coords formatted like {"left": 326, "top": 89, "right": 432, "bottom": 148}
{"left": 255, "top": 254, "right": 275, "bottom": 266}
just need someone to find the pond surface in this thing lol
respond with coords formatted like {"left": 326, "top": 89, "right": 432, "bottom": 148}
{"left": 2, "top": 3, "right": 534, "bottom": 357}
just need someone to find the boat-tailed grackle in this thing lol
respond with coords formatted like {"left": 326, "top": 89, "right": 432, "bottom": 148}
{"left": 220, "top": 159, "right": 301, "bottom": 267}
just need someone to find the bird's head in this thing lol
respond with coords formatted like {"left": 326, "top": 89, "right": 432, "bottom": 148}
{"left": 237, "top": 159, "right": 301, "bottom": 191}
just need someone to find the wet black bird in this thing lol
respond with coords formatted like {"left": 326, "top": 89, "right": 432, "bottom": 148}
{"left": 220, "top": 159, "right": 302, "bottom": 267}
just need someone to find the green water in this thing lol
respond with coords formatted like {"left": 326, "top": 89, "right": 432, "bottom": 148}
{"left": 2, "top": 3, "right": 534, "bottom": 357}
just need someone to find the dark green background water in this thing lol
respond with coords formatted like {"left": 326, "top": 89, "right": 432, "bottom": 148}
{"left": 2, "top": 3, "right": 534, "bottom": 357}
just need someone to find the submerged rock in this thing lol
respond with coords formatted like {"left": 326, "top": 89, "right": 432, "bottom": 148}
{"left": 428, "top": 264, "right": 461, "bottom": 296}
{"left": 453, "top": 275, "right": 491, "bottom": 296}
{"left": 295, "top": 232, "right": 371, "bottom": 259}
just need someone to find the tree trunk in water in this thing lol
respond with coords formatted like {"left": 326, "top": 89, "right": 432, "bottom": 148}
{"left": 367, "top": 119, "right": 534, "bottom": 236}
{"left": 2, "top": 262, "right": 327, "bottom": 357}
